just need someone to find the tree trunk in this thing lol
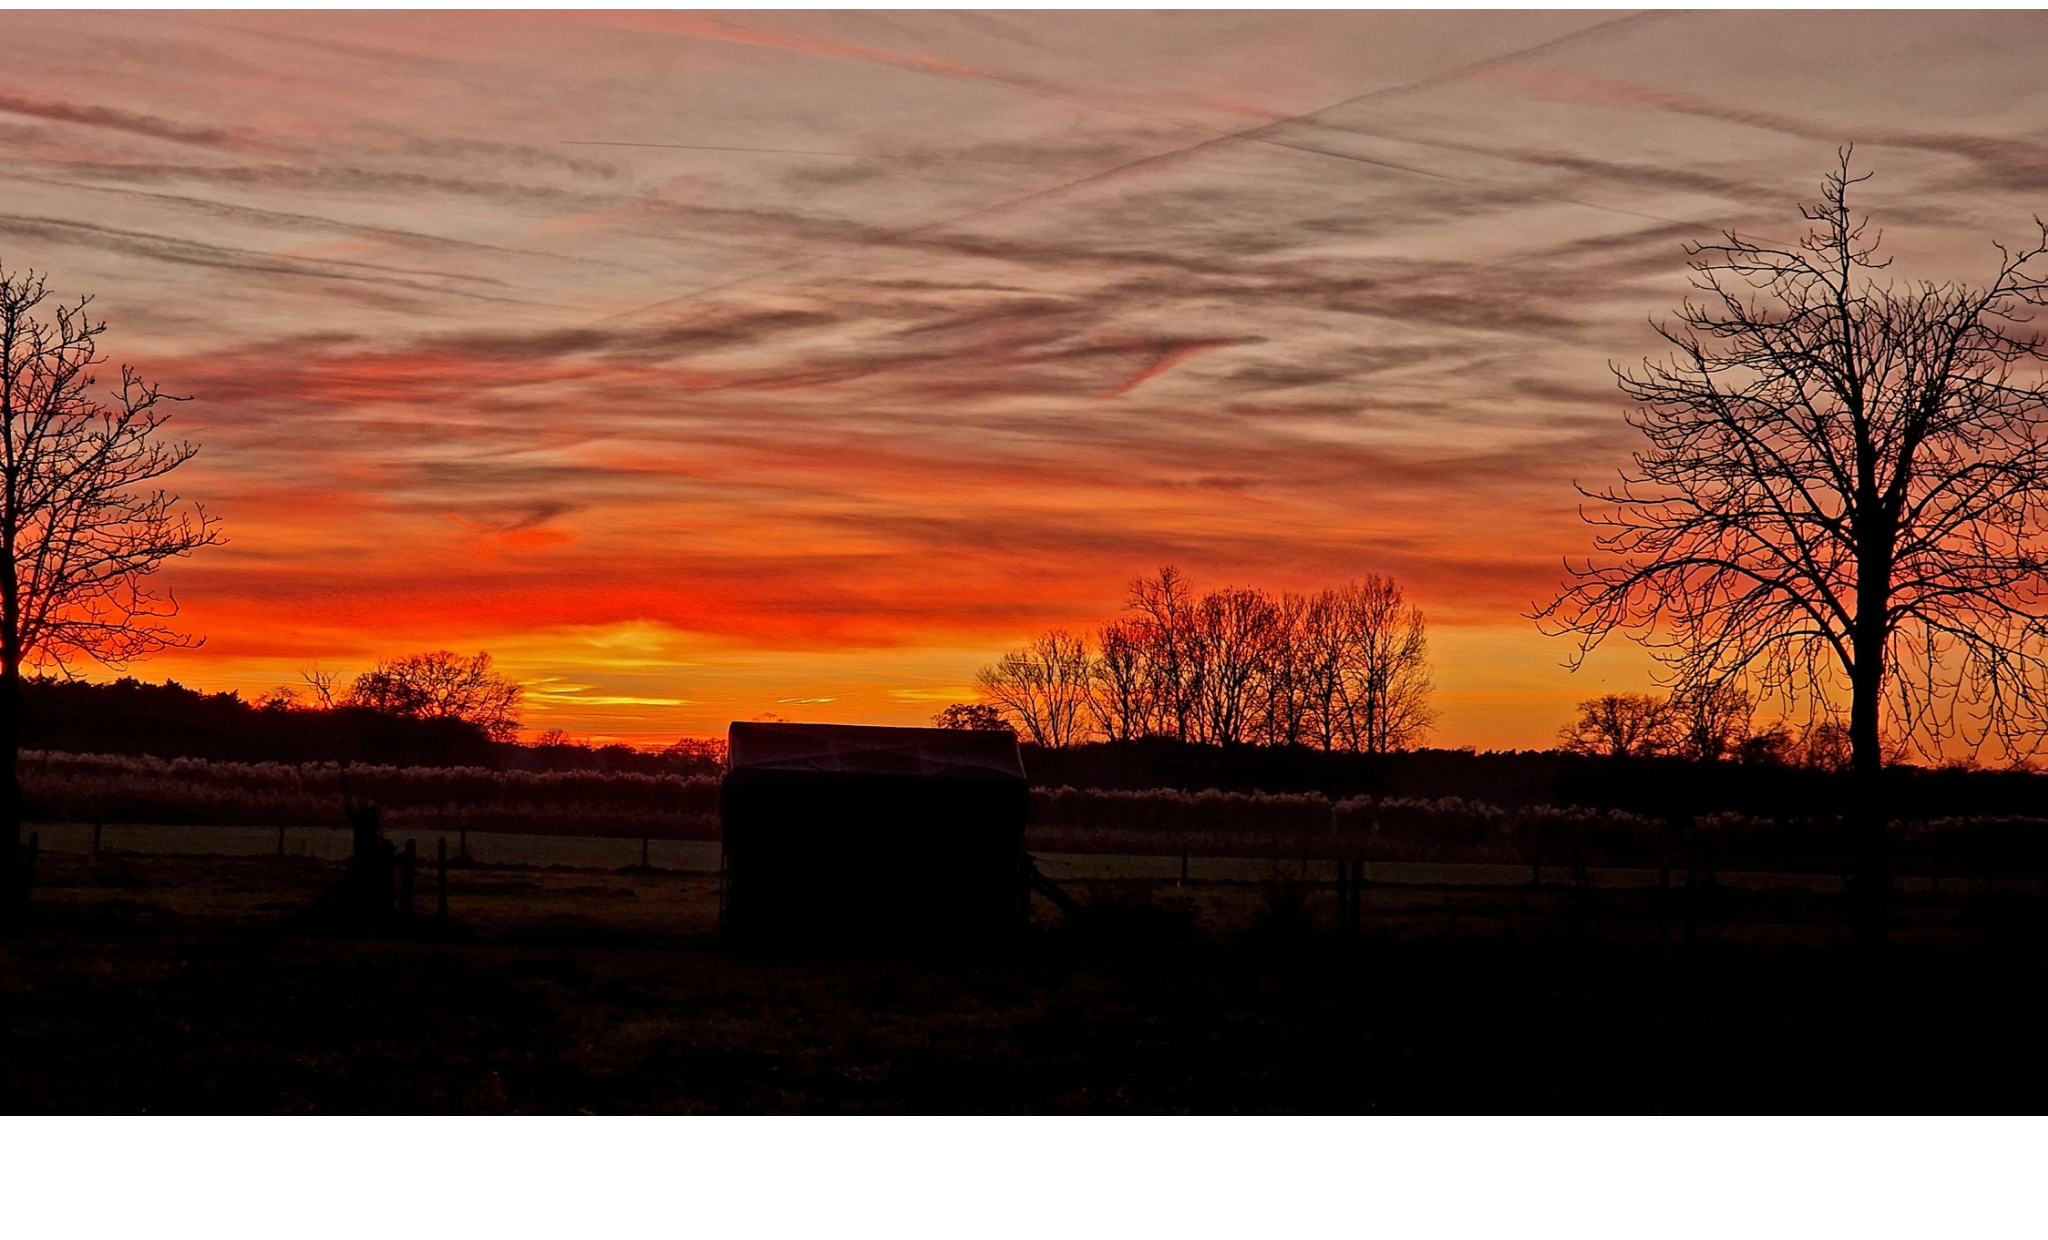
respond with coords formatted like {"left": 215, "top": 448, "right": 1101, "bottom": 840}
{"left": 1847, "top": 634, "right": 1890, "bottom": 954}
{"left": 0, "top": 661, "right": 18, "bottom": 923}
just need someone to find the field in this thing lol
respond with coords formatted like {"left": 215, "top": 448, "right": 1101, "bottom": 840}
{"left": 5, "top": 834, "right": 2045, "bottom": 1113}
{"left": 22, "top": 751, "right": 2048, "bottom": 881}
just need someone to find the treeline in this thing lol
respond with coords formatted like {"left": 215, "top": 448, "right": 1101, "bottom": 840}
{"left": 15, "top": 677, "right": 725, "bottom": 775}
{"left": 967, "top": 567, "right": 1434, "bottom": 751}
{"left": 1556, "top": 687, "right": 1862, "bottom": 766}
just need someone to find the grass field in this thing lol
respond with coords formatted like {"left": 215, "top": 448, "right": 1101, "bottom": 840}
{"left": 4, "top": 845, "right": 2044, "bottom": 1113}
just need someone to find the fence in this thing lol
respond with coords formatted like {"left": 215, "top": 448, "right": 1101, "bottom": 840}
{"left": 12, "top": 751, "right": 2048, "bottom": 879}
{"left": 19, "top": 750, "right": 720, "bottom": 840}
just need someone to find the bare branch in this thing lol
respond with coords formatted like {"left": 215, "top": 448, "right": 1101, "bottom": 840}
{"left": 1534, "top": 162, "right": 2048, "bottom": 770}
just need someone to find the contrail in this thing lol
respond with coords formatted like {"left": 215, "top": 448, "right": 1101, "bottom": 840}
{"left": 562, "top": 140, "right": 1030, "bottom": 166}
{"left": 588, "top": 12, "right": 1709, "bottom": 326}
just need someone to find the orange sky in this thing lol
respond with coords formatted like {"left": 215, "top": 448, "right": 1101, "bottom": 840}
{"left": 4, "top": 10, "right": 2047, "bottom": 746}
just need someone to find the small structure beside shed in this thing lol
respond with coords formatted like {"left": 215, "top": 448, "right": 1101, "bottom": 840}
{"left": 720, "top": 721, "right": 1030, "bottom": 945}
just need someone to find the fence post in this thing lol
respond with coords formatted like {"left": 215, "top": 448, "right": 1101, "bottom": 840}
{"left": 276, "top": 823, "right": 286, "bottom": 857}
{"left": 1684, "top": 868, "right": 1698, "bottom": 944}
{"left": 437, "top": 836, "right": 448, "bottom": 921}
{"left": 92, "top": 821, "right": 102, "bottom": 858}
{"left": 400, "top": 838, "right": 417, "bottom": 919}
{"left": 1352, "top": 856, "right": 1364, "bottom": 933}
{"left": 1658, "top": 866, "right": 1671, "bottom": 945}
{"left": 460, "top": 828, "right": 469, "bottom": 863}
{"left": 1335, "top": 856, "right": 1348, "bottom": 933}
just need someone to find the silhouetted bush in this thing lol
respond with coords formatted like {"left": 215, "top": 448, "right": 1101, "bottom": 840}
{"left": 15, "top": 676, "right": 724, "bottom": 776}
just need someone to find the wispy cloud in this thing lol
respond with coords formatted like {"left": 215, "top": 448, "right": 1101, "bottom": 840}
{"left": 8, "top": 9, "right": 2046, "bottom": 744}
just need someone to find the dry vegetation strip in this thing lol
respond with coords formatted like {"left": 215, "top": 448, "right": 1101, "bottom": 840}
{"left": 18, "top": 751, "right": 2048, "bottom": 877}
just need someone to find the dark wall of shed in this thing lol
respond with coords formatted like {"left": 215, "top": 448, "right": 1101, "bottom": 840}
{"left": 721, "top": 769, "right": 1028, "bottom": 944}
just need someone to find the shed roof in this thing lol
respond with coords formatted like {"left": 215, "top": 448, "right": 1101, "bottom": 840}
{"left": 726, "top": 721, "right": 1025, "bottom": 780}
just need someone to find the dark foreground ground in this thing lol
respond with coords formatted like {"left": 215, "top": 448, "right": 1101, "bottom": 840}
{"left": 3, "top": 850, "right": 2044, "bottom": 1113}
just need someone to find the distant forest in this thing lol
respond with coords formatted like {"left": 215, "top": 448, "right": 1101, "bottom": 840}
{"left": 20, "top": 677, "right": 723, "bottom": 776}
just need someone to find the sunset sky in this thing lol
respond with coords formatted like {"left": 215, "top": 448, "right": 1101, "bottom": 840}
{"left": 5, "top": 9, "right": 2048, "bottom": 747}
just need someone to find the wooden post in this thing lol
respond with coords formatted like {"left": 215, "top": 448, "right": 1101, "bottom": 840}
{"left": 1335, "top": 857, "right": 1348, "bottom": 933}
{"left": 1658, "top": 867, "right": 1671, "bottom": 945}
{"left": 92, "top": 821, "right": 102, "bottom": 857}
{"left": 276, "top": 823, "right": 286, "bottom": 857}
{"left": 1684, "top": 868, "right": 1698, "bottom": 944}
{"left": 460, "top": 828, "right": 469, "bottom": 863}
{"left": 437, "top": 836, "right": 448, "bottom": 920}
{"left": 400, "top": 838, "right": 417, "bottom": 918}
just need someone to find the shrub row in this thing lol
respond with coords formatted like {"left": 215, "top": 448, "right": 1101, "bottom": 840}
{"left": 1026, "top": 787, "right": 2048, "bottom": 873}
{"left": 19, "top": 751, "right": 720, "bottom": 838}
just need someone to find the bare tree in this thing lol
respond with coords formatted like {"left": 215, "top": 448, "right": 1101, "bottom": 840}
{"left": 0, "top": 263, "right": 221, "bottom": 912}
{"left": 1255, "top": 591, "right": 1313, "bottom": 748}
{"left": 976, "top": 629, "right": 1093, "bottom": 748}
{"left": 299, "top": 665, "right": 342, "bottom": 708}
{"left": 1125, "top": 566, "right": 1201, "bottom": 741}
{"left": 1087, "top": 618, "right": 1152, "bottom": 741}
{"left": 1336, "top": 576, "right": 1436, "bottom": 753}
{"left": 1672, "top": 681, "right": 1756, "bottom": 762}
{"left": 349, "top": 650, "right": 523, "bottom": 741}
{"left": 1536, "top": 155, "right": 2048, "bottom": 944}
{"left": 1192, "top": 586, "right": 1282, "bottom": 745}
{"left": 1293, "top": 588, "right": 1353, "bottom": 752}
{"left": 1110, "top": 569, "right": 1435, "bottom": 753}
{"left": 1557, "top": 693, "right": 1678, "bottom": 759}
{"left": 976, "top": 568, "right": 1435, "bottom": 756}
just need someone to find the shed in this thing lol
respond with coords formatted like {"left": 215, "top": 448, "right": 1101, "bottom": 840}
{"left": 719, "top": 721, "right": 1030, "bottom": 944}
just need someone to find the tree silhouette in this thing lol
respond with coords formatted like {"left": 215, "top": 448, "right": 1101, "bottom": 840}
{"left": 1557, "top": 693, "right": 1678, "bottom": 758}
{"left": 1193, "top": 586, "right": 1283, "bottom": 746}
{"left": 1335, "top": 576, "right": 1435, "bottom": 754}
{"left": 1086, "top": 618, "right": 1151, "bottom": 741}
{"left": 1671, "top": 682, "right": 1756, "bottom": 762}
{"left": 976, "top": 630, "right": 1092, "bottom": 747}
{"left": 1536, "top": 155, "right": 2048, "bottom": 944}
{"left": 1126, "top": 566, "right": 1201, "bottom": 741}
{"left": 975, "top": 569, "right": 1435, "bottom": 753}
{"left": 349, "top": 650, "right": 523, "bottom": 741}
{"left": 930, "top": 702, "right": 1013, "bottom": 733}
{"left": 0, "top": 263, "right": 220, "bottom": 914}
